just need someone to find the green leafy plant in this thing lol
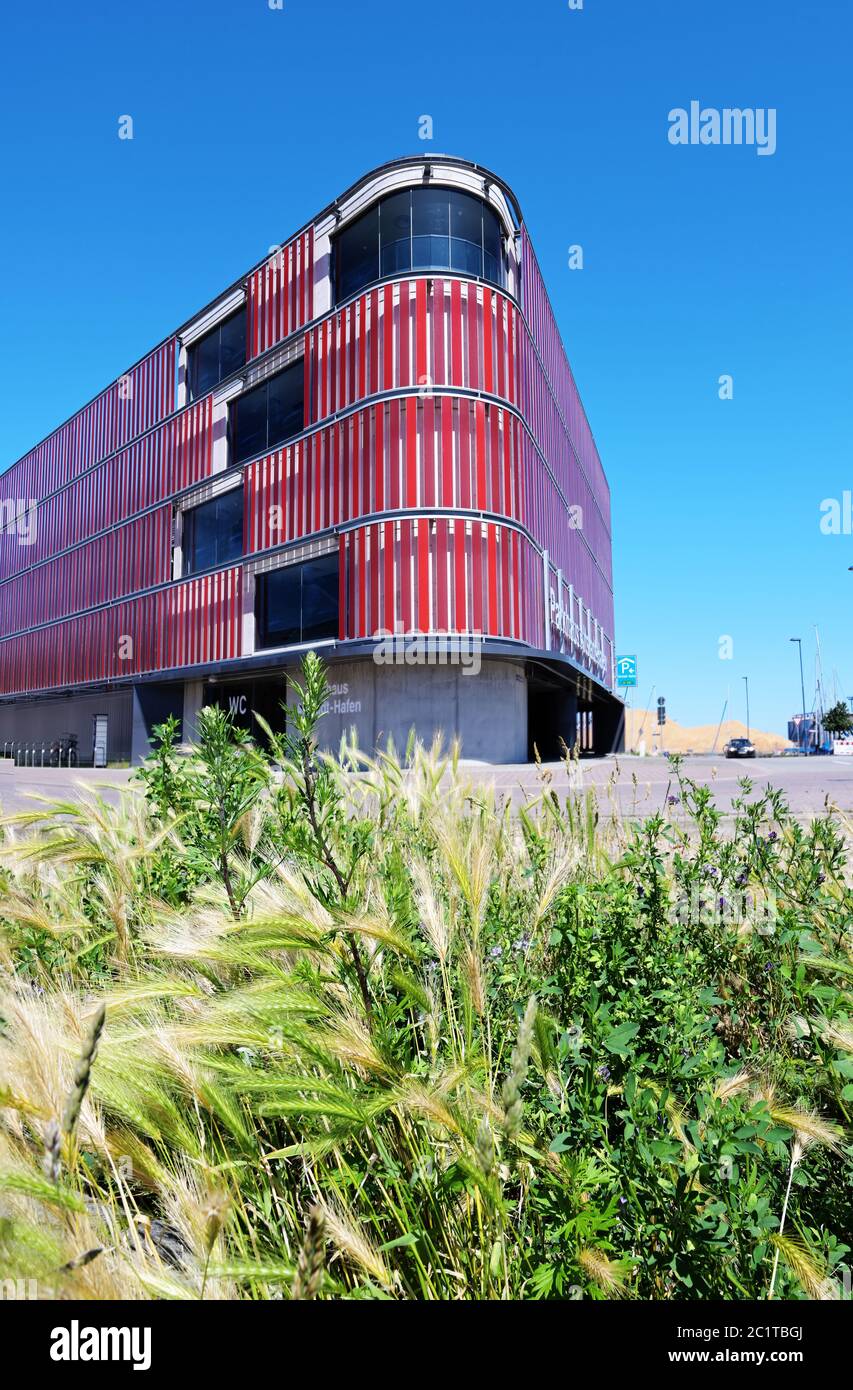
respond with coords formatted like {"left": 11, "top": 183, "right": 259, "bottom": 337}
{"left": 0, "top": 655, "right": 849, "bottom": 1301}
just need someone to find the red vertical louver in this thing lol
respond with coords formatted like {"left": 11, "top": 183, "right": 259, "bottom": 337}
{"left": 246, "top": 227, "right": 315, "bottom": 360}
{"left": 336, "top": 518, "right": 541, "bottom": 645}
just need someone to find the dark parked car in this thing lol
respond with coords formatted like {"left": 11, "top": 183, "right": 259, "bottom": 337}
{"left": 724, "top": 737, "right": 756, "bottom": 759}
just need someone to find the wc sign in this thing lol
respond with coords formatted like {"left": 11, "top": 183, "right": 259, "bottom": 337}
{"left": 616, "top": 655, "right": 638, "bottom": 687}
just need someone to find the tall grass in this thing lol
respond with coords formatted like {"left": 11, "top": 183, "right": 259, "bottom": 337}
{"left": 0, "top": 653, "right": 849, "bottom": 1300}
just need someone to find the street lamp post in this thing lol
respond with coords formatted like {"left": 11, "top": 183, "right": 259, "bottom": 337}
{"left": 790, "top": 637, "right": 808, "bottom": 756}
{"left": 742, "top": 675, "right": 750, "bottom": 743}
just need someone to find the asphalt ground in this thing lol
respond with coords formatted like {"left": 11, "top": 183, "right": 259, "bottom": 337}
{"left": 0, "top": 754, "right": 848, "bottom": 823}
{"left": 458, "top": 753, "right": 852, "bottom": 820}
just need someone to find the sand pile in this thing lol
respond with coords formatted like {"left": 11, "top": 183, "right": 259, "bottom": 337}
{"left": 623, "top": 711, "right": 792, "bottom": 756}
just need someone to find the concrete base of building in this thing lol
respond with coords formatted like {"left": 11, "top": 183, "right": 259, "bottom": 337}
{"left": 0, "top": 653, "right": 624, "bottom": 767}
{"left": 204, "top": 654, "right": 624, "bottom": 763}
{"left": 131, "top": 682, "right": 185, "bottom": 764}
{"left": 0, "top": 688, "right": 133, "bottom": 767}
{"left": 292, "top": 656, "right": 529, "bottom": 764}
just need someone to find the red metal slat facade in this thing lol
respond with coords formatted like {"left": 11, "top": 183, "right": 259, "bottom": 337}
{"left": 247, "top": 228, "right": 315, "bottom": 360}
{"left": 0, "top": 157, "right": 619, "bottom": 761}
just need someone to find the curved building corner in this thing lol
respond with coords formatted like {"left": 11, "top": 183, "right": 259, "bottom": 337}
{"left": 0, "top": 156, "right": 623, "bottom": 766}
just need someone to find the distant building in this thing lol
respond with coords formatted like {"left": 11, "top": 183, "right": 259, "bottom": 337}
{"left": 0, "top": 157, "right": 622, "bottom": 765}
{"left": 787, "top": 713, "right": 828, "bottom": 752}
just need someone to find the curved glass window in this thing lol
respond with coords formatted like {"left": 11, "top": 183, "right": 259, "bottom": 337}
{"left": 412, "top": 188, "right": 450, "bottom": 270}
{"left": 380, "top": 190, "right": 412, "bottom": 276}
{"left": 334, "top": 188, "right": 505, "bottom": 302}
{"left": 335, "top": 203, "right": 379, "bottom": 302}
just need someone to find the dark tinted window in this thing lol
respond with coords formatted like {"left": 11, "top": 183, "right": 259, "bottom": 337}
{"left": 232, "top": 361, "right": 304, "bottom": 464}
{"left": 256, "top": 554, "right": 340, "bottom": 649}
{"left": 335, "top": 203, "right": 380, "bottom": 302}
{"left": 482, "top": 202, "right": 504, "bottom": 284}
{"left": 183, "top": 487, "right": 244, "bottom": 575}
{"left": 233, "top": 383, "right": 267, "bottom": 462}
{"left": 258, "top": 564, "right": 301, "bottom": 648}
{"left": 219, "top": 309, "right": 246, "bottom": 378}
{"left": 268, "top": 366, "right": 304, "bottom": 448}
{"left": 380, "top": 190, "right": 412, "bottom": 276}
{"left": 301, "top": 554, "right": 340, "bottom": 639}
{"left": 412, "top": 188, "right": 450, "bottom": 270}
{"left": 188, "top": 307, "right": 247, "bottom": 400}
{"left": 450, "top": 191, "right": 486, "bottom": 275}
{"left": 334, "top": 188, "right": 505, "bottom": 302}
{"left": 190, "top": 333, "right": 220, "bottom": 400}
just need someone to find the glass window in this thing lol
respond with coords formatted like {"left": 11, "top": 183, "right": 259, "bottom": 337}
{"left": 447, "top": 191, "right": 481, "bottom": 275}
{"left": 190, "top": 333, "right": 221, "bottom": 400}
{"left": 412, "top": 188, "right": 450, "bottom": 270}
{"left": 232, "top": 360, "right": 304, "bottom": 464}
{"left": 482, "top": 204, "right": 504, "bottom": 285}
{"left": 233, "top": 381, "right": 267, "bottom": 462}
{"left": 379, "top": 190, "right": 412, "bottom": 276}
{"left": 335, "top": 203, "right": 380, "bottom": 302}
{"left": 267, "top": 363, "right": 304, "bottom": 449}
{"left": 219, "top": 309, "right": 246, "bottom": 379}
{"left": 183, "top": 486, "right": 243, "bottom": 575}
{"left": 256, "top": 553, "right": 340, "bottom": 649}
{"left": 188, "top": 307, "right": 246, "bottom": 400}
{"left": 300, "top": 553, "right": 340, "bottom": 641}
{"left": 333, "top": 187, "right": 506, "bottom": 302}
{"left": 257, "top": 563, "right": 301, "bottom": 648}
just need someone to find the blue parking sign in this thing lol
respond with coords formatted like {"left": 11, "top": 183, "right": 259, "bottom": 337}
{"left": 616, "top": 654, "right": 637, "bottom": 687}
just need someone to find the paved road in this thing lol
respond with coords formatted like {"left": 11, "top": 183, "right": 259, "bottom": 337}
{"left": 459, "top": 754, "right": 851, "bottom": 821}
{"left": 0, "top": 755, "right": 848, "bottom": 822}
{"left": 0, "top": 764, "right": 135, "bottom": 815}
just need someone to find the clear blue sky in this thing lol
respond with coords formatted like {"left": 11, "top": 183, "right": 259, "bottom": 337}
{"left": 1, "top": 0, "right": 850, "bottom": 736}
